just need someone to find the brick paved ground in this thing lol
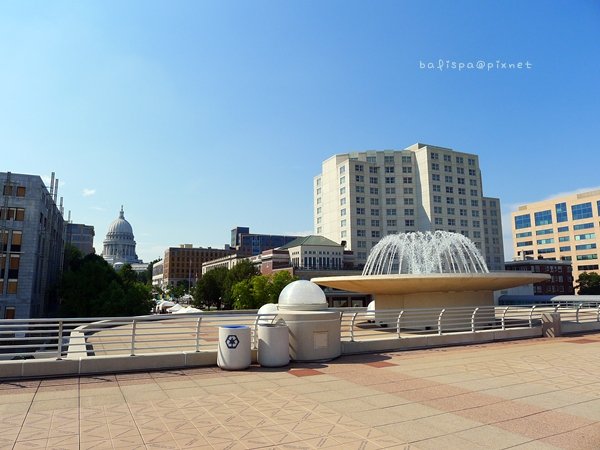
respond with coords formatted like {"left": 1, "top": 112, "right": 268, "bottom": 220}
{"left": 1, "top": 333, "right": 600, "bottom": 449}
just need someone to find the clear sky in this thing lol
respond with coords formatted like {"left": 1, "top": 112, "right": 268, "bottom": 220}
{"left": 2, "top": 0, "right": 599, "bottom": 262}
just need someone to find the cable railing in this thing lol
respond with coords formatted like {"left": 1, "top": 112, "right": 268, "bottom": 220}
{"left": 1, "top": 303, "right": 599, "bottom": 361}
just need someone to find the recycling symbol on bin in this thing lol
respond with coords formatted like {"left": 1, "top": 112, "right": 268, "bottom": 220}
{"left": 225, "top": 334, "right": 239, "bottom": 349}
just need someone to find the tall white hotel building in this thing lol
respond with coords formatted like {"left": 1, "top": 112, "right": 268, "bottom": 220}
{"left": 314, "top": 143, "right": 505, "bottom": 270}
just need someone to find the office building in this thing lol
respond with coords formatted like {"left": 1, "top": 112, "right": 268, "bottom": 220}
{"left": 163, "top": 244, "right": 232, "bottom": 288}
{"left": 505, "top": 260, "right": 574, "bottom": 295}
{"left": 314, "top": 143, "right": 504, "bottom": 269}
{"left": 512, "top": 189, "right": 600, "bottom": 288}
{"left": 0, "top": 172, "right": 65, "bottom": 319}
{"left": 230, "top": 226, "right": 300, "bottom": 256}
{"left": 66, "top": 223, "right": 95, "bottom": 256}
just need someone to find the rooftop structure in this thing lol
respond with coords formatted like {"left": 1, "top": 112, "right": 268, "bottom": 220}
{"left": 101, "top": 206, "right": 141, "bottom": 268}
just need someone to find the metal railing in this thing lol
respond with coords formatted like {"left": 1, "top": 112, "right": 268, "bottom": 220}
{"left": 1, "top": 303, "right": 599, "bottom": 361}
{"left": 338, "top": 303, "right": 600, "bottom": 342}
{"left": 0, "top": 312, "right": 277, "bottom": 361}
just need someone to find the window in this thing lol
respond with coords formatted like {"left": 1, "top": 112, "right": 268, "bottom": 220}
{"left": 339, "top": 176, "right": 345, "bottom": 184}
{"left": 458, "top": 188, "right": 466, "bottom": 195}
{"left": 356, "top": 207, "right": 365, "bottom": 215}
{"left": 445, "top": 186, "right": 454, "bottom": 194}
{"left": 515, "top": 214, "right": 531, "bottom": 229}
{"left": 536, "top": 229, "right": 553, "bottom": 235}
{"left": 431, "top": 163, "right": 439, "bottom": 170}
{"left": 433, "top": 185, "right": 441, "bottom": 192}
{"left": 447, "top": 208, "right": 455, "bottom": 215}
{"left": 387, "top": 209, "right": 397, "bottom": 216}
{"left": 369, "top": 176, "right": 378, "bottom": 184}
{"left": 366, "top": 156, "right": 376, "bottom": 163}
{"left": 434, "top": 218, "right": 443, "bottom": 225}
{"left": 538, "top": 248, "right": 555, "bottom": 254}
{"left": 370, "top": 198, "right": 379, "bottom": 205}
{"left": 468, "top": 158, "right": 475, "bottom": 166}
{"left": 340, "top": 219, "right": 346, "bottom": 227}
{"left": 516, "top": 231, "right": 532, "bottom": 238}
{"left": 456, "top": 156, "right": 464, "bottom": 164}
{"left": 386, "top": 198, "right": 396, "bottom": 205}
{"left": 371, "top": 231, "right": 380, "bottom": 238}
{"left": 403, "top": 198, "right": 413, "bottom": 205}
{"left": 431, "top": 152, "right": 439, "bottom": 160}
{"left": 386, "top": 187, "right": 396, "bottom": 194}
{"left": 355, "top": 175, "right": 364, "bottom": 182}
{"left": 385, "top": 166, "right": 395, "bottom": 173}
{"left": 575, "top": 233, "right": 595, "bottom": 241}
{"left": 371, "top": 209, "right": 380, "bottom": 216}
{"left": 537, "top": 238, "right": 555, "bottom": 245}
{"left": 356, "top": 197, "right": 365, "bottom": 204}
{"left": 443, "top": 154, "right": 451, "bottom": 162}
{"left": 457, "top": 167, "right": 464, "bottom": 174}
{"left": 445, "top": 176, "right": 453, "bottom": 183}
{"left": 401, "top": 155, "right": 411, "bottom": 163}
{"left": 460, "top": 209, "right": 467, "bottom": 216}
{"left": 470, "top": 189, "right": 478, "bottom": 196}
{"left": 370, "top": 187, "right": 379, "bottom": 195}
{"left": 534, "top": 210, "right": 552, "bottom": 226}
{"left": 340, "top": 197, "right": 346, "bottom": 205}
{"left": 387, "top": 219, "right": 397, "bottom": 227}
{"left": 339, "top": 166, "right": 346, "bottom": 174}
{"left": 357, "top": 230, "right": 366, "bottom": 237}
{"left": 384, "top": 155, "right": 394, "bottom": 163}
{"left": 459, "top": 198, "right": 467, "bottom": 206}
{"left": 560, "top": 246, "right": 571, "bottom": 252}
{"left": 460, "top": 219, "right": 468, "bottom": 227}
{"left": 402, "top": 167, "right": 412, "bottom": 174}
{"left": 355, "top": 164, "right": 364, "bottom": 172}
{"left": 340, "top": 208, "right": 346, "bottom": 216}
{"left": 356, "top": 185, "right": 364, "bottom": 193}
{"left": 403, "top": 177, "right": 412, "bottom": 184}
{"left": 576, "top": 243, "right": 597, "bottom": 251}
{"left": 457, "top": 178, "right": 465, "bottom": 185}
{"left": 577, "top": 254, "right": 598, "bottom": 261}
{"left": 385, "top": 177, "right": 395, "bottom": 184}
{"left": 434, "top": 206, "right": 442, "bottom": 214}
{"left": 574, "top": 223, "right": 594, "bottom": 230}
{"left": 578, "top": 264, "right": 599, "bottom": 271}
{"left": 446, "top": 197, "right": 454, "bottom": 204}
{"left": 559, "top": 236, "right": 570, "bottom": 242}
{"left": 404, "top": 209, "right": 414, "bottom": 216}
{"left": 339, "top": 187, "right": 345, "bottom": 195}
{"left": 472, "top": 210, "right": 479, "bottom": 217}
{"left": 448, "top": 219, "right": 456, "bottom": 226}
{"left": 572, "top": 202, "right": 593, "bottom": 220}
{"left": 433, "top": 195, "right": 441, "bottom": 203}
{"left": 517, "top": 241, "right": 533, "bottom": 247}
{"left": 555, "top": 202, "right": 568, "bottom": 223}
{"left": 369, "top": 166, "right": 379, "bottom": 174}
{"left": 403, "top": 187, "right": 413, "bottom": 194}
{"left": 473, "top": 220, "right": 480, "bottom": 227}
{"left": 404, "top": 219, "right": 415, "bottom": 227}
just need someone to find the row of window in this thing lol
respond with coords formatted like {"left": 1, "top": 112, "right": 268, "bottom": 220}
{"left": 430, "top": 153, "right": 476, "bottom": 166}
{"left": 515, "top": 201, "right": 600, "bottom": 229}
{"left": 0, "top": 207, "right": 25, "bottom": 221}
{"left": 2, "top": 185, "right": 26, "bottom": 197}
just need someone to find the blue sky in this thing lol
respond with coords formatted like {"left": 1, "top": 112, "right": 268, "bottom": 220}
{"left": 2, "top": 0, "right": 599, "bottom": 262}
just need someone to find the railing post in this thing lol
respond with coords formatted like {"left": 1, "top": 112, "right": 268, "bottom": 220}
{"left": 194, "top": 316, "right": 202, "bottom": 352}
{"left": 253, "top": 316, "right": 260, "bottom": 350}
{"left": 438, "top": 309, "right": 445, "bottom": 335}
{"left": 396, "top": 311, "right": 404, "bottom": 338}
{"left": 471, "top": 307, "right": 479, "bottom": 333}
{"left": 502, "top": 306, "right": 509, "bottom": 330}
{"left": 349, "top": 313, "right": 358, "bottom": 342}
{"left": 56, "top": 320, "right": 63, "bottom": 360}
{"left": 529, "top": 305, "right": 537, "bottom": 328}
{"left": 554, "top": 304, "right": 559, "bottom": 313}
{"left": 576, "top": 303, "right": 582, "bottom": 323}
{"left": 130, "top": 319, "right": 137, "bottom": 356}
{"left": 597, "top": 304, "right": 600, "bottom": 323}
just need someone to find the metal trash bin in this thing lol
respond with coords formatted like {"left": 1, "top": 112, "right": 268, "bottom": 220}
{"left": 217, "top": 325, "right": 251, "bottom": 370}
{"left": 257, "top": 323, "right": 290, "bottom": 367}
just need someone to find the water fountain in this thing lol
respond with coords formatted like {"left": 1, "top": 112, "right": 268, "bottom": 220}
{"left": 312, "top": 231, "right": 549, "bottom": 312}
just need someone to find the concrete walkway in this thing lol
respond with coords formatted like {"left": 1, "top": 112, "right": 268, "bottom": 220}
{"left": 1, "top": 333, "right": 600, "bottom": 449}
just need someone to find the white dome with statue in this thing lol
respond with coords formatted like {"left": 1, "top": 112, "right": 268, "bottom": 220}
{"left": 102, "top": 206, "right": 141, "bottom": 267}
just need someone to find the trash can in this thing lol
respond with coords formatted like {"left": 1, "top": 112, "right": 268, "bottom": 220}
{"left": 258, "top": 323, "right": 290, "bottom": 367}
{"left": 217, "top": 325, "right": 251, "bottom": 370}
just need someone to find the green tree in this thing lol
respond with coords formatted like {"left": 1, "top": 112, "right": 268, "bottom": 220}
{"left": 267, "top": 271, "right": 297, "bottom": 303}
{"left": 193, "top": 267, "right": 228, "bottom": 309}
{"left": 231, "top": 271, "right": 298, "bottom": 310}
{"left": 222, "top": 260, "right": 258, "bottom": 309}
{"left": 576, "top": 272, "right": 600, "bottom": 294}
{"left": 59, "top": 254, "right": 154, "bottom": 317}
{"left": 231, "top": 279, "right": 253, "bottom": 309}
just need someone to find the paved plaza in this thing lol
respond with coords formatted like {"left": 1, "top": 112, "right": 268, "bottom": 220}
{"left": 1, "top": 333, "right": 600, "bottom": 449}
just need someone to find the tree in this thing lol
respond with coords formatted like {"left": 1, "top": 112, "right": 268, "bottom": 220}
{"left": 59, "top": 254, "right": 154, "bottom": 317}
{"left": 193, "top": 267, "right": 228, "bottom": 309}
{"left": 231, "top": 271, "right": 298, "bottom": 310}
{"left": 267, "top": 271, "right": 297, "bottom": 303}
{"left": 576, "top": 272, "right": 600, "bottom": 294}
{"left": 222, "top": 260, "right": 258, "bottom": 309}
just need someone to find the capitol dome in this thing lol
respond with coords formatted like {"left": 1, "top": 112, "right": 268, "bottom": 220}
{"left": 102, "top": 206, "right": 140, "bottom": 267}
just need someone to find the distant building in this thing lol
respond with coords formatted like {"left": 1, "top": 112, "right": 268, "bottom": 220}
{"left": 511, "top": 189, "right": 600, "bottom": 289}
{"left": 152, "top": 260, "right": 164, "bottom": 288}
{"left": 314, "top": 143, "right": 504, "bottom": 270}
{"left": 279, "top": 235, "right": 353, "bottom": 271}
{"left": 163, "top": 244, "right": 232, "bottom": 287}
{"left": 230, "top": 226, "right": 300, "bottom": 256}
{"left": 66, "top": 223, "right": 95, "bottom": 256}
{"left": 504, "top": 260, "right": 574, "bottom": 295}
{"left": 102, "top": 206, "right": 142, "bottom": 269}
{"left": 0, "top": 172, "right": 65, "bottom": 319}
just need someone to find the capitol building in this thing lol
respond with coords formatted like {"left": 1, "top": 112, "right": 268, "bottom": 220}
{"left": 101, "top": 206, "right": 145, "bottom": 271}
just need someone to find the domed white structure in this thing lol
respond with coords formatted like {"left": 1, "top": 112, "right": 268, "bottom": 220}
{"left": 102, "top": 206, "right": 141, "bottom": 267}
{"left": 278, "top": 280, "right": 328, "bottom": 311}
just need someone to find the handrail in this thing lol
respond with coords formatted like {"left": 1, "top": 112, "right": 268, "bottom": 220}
{"left": 438, "top": 309, "right": 445, "bottom": 335}
{"left": 130, "top": 319, "right": 137, "bottom": 356}
{"left": 396, "top": 311, "right": 404, "bottom": 338}
{"left": 194, "top": 317, "right": 202, "bottom": 352}
{"left": 501, "top": 306, "right": 509, "bottom": 330}
{"left": 576, "top": 303, "right": 583, "bottom": 323}
{"left": 471, "top": 307, "right": 479, "bottom": 333}
{"left": 349, "top": 313, "right": 358, "bottom": 342}
{"left": 529, "top": 305, "right": 537, "bottom": 328}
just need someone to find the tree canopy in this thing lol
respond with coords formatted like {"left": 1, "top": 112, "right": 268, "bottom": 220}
{"left": 232, "top": 271, "right": 297, "bottom": 310}
{"left": 59, "top": 255, "right": 154, "bottom": 317}
{"left": 576, "top": 272, "right": 600, "bottom": 295}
